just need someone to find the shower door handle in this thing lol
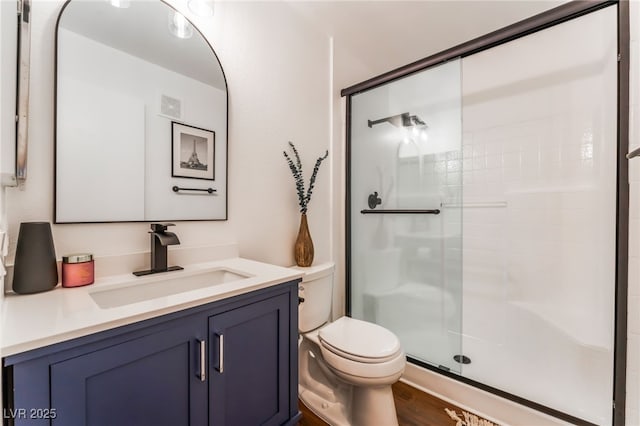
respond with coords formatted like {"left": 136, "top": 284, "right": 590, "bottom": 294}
{"left": 627, "top": 146, "right": 640, "bottom": 159}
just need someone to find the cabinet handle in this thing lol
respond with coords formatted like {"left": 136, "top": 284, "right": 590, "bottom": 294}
{"left": 215, "top": 333, "right": 224, "bottom": 373}
{"left": 198, "top": 339, "right": 206, "bottom": 382}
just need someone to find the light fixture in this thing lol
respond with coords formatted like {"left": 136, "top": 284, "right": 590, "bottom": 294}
{"left": 188, "top": 0, "right": 214, "bottom": 17}
{"left": 108, "top": 0, "right": 130, "bottom": 8}
{"left": 168, "top": 11, "right": 193, "bottom": 39}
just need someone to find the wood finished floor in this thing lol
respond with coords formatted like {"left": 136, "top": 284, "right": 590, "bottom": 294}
{"left": 298, "top": 381, "right": 488, "bottom": 426}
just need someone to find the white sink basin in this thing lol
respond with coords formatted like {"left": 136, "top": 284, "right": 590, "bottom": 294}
{"left": 90, "top": 268, "right": 251, "bottom": 309}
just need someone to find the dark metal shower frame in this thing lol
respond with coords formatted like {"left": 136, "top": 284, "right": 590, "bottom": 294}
{"left": 342, "top": 1, "right": 629, "bottom": 425}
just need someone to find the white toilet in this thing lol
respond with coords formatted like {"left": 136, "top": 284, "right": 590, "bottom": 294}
{"left": 296, "top": 262, "right": 406, "bottom": 426}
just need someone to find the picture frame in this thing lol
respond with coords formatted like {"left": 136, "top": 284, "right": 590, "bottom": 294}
{"left": 171, "top": 122, "right": 215, "bottom": 181}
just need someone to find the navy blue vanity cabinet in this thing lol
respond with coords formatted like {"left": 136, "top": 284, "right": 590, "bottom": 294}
{"left": 50, "top": 314, "right": 208, "bottom": 426}
{"left": 3, "top": 280, "right": 301, "bottom": 426}
{"left": 209, "top": 293, "right": 290, "bottom": 426}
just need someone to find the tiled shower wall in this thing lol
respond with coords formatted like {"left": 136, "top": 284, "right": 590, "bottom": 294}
{"left": 422, "top": 6, "right": 617, "bottom": 330}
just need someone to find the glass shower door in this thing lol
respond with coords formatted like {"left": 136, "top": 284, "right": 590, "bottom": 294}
{"left": 349, "top": 60, "right": 463, "bottom": 372}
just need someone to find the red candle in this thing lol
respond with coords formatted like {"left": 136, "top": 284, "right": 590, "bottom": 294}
{"left": 61, "top": 254, "right": 94, "bottom": 288}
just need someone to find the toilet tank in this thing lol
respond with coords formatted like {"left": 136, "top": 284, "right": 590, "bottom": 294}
{"left": 294, "top": 262, "right": 335, "bottom": 333}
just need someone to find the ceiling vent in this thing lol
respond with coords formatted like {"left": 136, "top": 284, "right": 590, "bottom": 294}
{"left": 159, "top": 94, "right": 182, "bottom": 120}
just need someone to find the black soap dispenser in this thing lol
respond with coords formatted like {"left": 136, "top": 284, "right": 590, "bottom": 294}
{"left": 12, "top": 222, "right": 59, "bottom": 294}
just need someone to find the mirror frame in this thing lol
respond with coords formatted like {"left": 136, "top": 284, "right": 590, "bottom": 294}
{"left": 53, "top": 0, "right": 229, "bottom": 224}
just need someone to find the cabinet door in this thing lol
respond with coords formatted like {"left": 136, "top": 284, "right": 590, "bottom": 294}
{"left": 50, "top": 315, "right": 207, "bottom": 426}
{"left": 209, "top": 293, "right": 290, "bottom": 426}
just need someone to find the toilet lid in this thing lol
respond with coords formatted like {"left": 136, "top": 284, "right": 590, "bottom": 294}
{"left": 318, "top": 316, "right": 401, "bottom": 361}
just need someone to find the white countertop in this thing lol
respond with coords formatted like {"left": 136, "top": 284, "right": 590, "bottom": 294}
{"left": 1, "top": 257, "right": 303, "bottom": 357}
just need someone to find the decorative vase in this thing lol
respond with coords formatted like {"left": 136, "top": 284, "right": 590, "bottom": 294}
{"left": 13, "top": 222, "right": 59, "bottom": 294}
{"left": 295, "top": 213, "right": 314, "bottom": 267}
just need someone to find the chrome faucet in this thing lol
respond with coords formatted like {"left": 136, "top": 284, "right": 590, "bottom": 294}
{"left": 133, "top": 223, "right": 184, "bottom": 276}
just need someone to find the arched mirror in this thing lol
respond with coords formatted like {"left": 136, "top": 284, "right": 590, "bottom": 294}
{"left": 55, "top": 0, "right": 227, "bottom": 223}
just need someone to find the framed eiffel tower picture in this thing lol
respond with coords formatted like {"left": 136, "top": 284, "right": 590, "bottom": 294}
{"left": 171, "top": 122, "right": 215, "bottom": 180}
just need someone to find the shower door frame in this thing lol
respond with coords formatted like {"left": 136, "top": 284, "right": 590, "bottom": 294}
{"left": 341, "top": 1, "right": 629, "bottom": 425}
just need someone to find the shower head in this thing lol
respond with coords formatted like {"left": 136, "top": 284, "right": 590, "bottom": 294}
{"left": 367, "top": 112, "right": 428, "bottom": 129}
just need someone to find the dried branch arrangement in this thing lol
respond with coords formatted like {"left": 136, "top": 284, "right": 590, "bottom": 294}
{"left": 283, "top": 141, "right": 329, "bottom": 214}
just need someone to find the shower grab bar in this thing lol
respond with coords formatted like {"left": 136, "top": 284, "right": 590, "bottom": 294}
{"left": 360, "top": 209, "right": 440, "bottom": 215}
{"left": 627, "top": 146, "right": 640, "bottom": 159}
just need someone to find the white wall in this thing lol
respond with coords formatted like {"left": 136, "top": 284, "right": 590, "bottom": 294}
{"left": 329, "top": 45, "right": 371, "bottom": 319}
{"left": 206, "top": 1, "right": 331, "bottom": 265}
{"left": 5, "top": 0, "right": 331, "bottom": 270}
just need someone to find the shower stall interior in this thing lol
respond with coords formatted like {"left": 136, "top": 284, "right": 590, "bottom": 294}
{"left": 346, "top": 4, "right": 623, "bottom": 426}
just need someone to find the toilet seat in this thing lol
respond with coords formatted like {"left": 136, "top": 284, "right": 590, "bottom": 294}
{"left": 318, "top": 316, "right": 401, "bottom": 363}
{"left": 320, "top": 343, "right": 405, "bottom": 379}
{"left": 321, "top": 340, "right": 400, "bottom": 364}
{"left": 302, "top": 316, "right": 406, "bottom": 380}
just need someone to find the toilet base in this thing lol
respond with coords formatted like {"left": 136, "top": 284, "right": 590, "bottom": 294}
{"left": 299, "top": 386, "right": 350, "bottom": 426}
{"left": 299, "top": 338, "right": 351, "bottom": 426}
{"left": 299, "top": 335, "right": 402, "bottom": 426}
{"left": 352, "top": 385, "right": 398, "bottom": 426}
{"left": 299, "top": 382, "right": 399, "bottom": 426}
